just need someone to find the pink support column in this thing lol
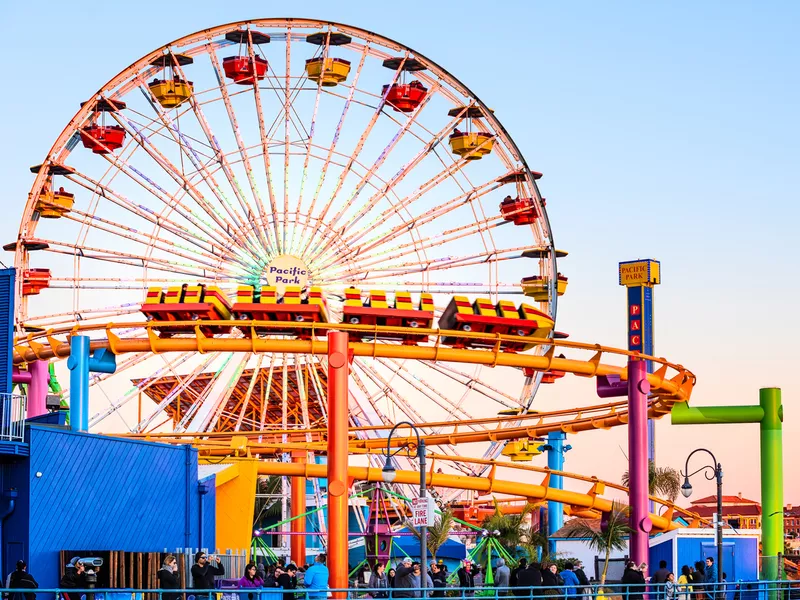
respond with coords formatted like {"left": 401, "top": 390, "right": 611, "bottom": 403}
{"left": 627, "top": 358, "right": 652, "bottom": 572}
{"left": 27, "top": 361, "right": 50, "bottom": 418}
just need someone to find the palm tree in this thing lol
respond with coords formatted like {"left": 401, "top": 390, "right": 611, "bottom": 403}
{"left": 563, "top": 501, "right": 631, "bottom": 584}
{"left": 480, "top": 501, "right": 538, "bottom": 554}
{"left": 406, "top": 506, "right": 455, "bottom": 561}
{"left": 253, "top": 475, "right": 283, "bottom": 524}
{"left": 622, "top": 460, "right": 681, "bottom": 503}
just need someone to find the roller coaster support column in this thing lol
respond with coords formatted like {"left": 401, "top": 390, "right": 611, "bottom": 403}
{"left": 327, "top": 331, "right": 349, "bottom": 596}
{"left": 628, "top": 359, "right": 652, "bottom": 572}
{"left": 291, "top": 450, "right": 307, "bottom": 566}
{"left": 27, "top": 361, "right": 49, "bottom": 418}
{"left": 67, "top": 336, "right": 117, "bottom": 433}
{"left": 545, "top": 431, "right": 569, "bottom": 555}
{"left": 671, "top": 388, "right": 783, "bottom": 581}
{"left": 619, "top": 259, "right": 660, "bottom": 511}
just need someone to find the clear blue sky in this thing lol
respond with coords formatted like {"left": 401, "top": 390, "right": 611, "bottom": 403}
{"left": 1, "top": 0, "right": 798, "bottom": 502}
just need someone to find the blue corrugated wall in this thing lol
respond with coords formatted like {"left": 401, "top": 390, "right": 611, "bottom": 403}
{"left": 0, "top": 268, "right": 15, "bottom": 394}
{"left": 4, "top": 426, "right": 215, "bottom": 589}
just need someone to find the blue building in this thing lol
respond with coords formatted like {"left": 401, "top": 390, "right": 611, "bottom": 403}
{"left": 1, "top": 422, "right": 215, "bottom": 589}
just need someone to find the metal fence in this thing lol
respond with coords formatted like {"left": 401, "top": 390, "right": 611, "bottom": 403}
{"left": 9, "top": 581, "right": 799, "bottom": 600}
{"left": 0, "top": 393, "right": 26, "bottom": 442}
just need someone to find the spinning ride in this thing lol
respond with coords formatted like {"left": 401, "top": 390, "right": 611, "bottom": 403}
{"left": 12, "top": 19, "right": 564, "bottom": 494}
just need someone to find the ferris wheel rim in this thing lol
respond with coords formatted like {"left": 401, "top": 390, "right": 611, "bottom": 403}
{"left": 14, "top": 18, "right": 561, "bottom": 481}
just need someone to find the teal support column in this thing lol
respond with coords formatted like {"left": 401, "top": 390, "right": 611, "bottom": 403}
{"left": 546, "top": 431, "right": 568, "bottom": 555}
{"left": 671, "top": 388, "right": 784, "bottom": 580}
{"left": 67, "top": 335, "right": 90, "bottom": 432}
{"left": 760, "top": 388, "right": 783, "bottom": 581}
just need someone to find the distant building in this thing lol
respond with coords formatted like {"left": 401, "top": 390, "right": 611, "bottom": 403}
{"left": 785, "top": 503, "right": 800, "bottom": 538}
{"left": 689, "top": 492, "right": 761, "bottom": 529}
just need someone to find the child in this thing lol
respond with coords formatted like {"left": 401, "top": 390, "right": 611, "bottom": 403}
{"left": 665, "top": 573, "right": 676, "bottom": 600}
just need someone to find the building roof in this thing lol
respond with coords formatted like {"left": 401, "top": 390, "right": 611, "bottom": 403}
{"left": 692, "top": 505, "right": 762, "bottom": 518}
{"left": 551, "top": 518, "right": 603, "bottom": 538}
{"left": 690, "top": 494, "right": 759, "bottom": 506}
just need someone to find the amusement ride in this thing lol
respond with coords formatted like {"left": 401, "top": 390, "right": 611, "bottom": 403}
{"left": 9, "top": 17, "right": 728, "bottom": 582}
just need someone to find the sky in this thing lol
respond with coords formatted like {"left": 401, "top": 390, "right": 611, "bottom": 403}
{"left": 1, "top": 1, "right": 799, "bottom": 506}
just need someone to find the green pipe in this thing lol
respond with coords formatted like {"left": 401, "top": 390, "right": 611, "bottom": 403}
{"left": 671, "top": 389, "right": 784, "bottom": 581}
{"left": 760, "top": 388, "right": 783, "bottom": 581}
{"left": 671, "top": 402, "right": 764, "bottom": 424}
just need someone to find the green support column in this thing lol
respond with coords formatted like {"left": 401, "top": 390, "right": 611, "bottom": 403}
{"left": 671, "top": 388, "right": 784, "bottom": 580}
{"left": 760, "top": 388, "right": 783, "bottom": 581}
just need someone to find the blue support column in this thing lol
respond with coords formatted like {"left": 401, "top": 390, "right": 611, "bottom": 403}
{"left": 67, "top": 335, "right": 90, "bottom": 433}
{"left": 546, "top": 431, "right": 567, "bottom": 555}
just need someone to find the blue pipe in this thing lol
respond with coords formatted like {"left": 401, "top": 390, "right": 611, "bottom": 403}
{"left": 67, "top": 336, "right": 90, "bottom": 432}
{"left": 546, "top": 431, "right": 567, "bottom": 555}
{"left": 199, "top": 481, "right": 209, "bottom": 549}
{"left": 185, "top": 445, "right": 192, "bottom": 550}
{"left": 0, "top": 489, "right": 17, "bottom": 578}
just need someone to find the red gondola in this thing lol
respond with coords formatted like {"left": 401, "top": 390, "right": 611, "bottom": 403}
{"left": 382, "top": 81, "right": 428, "bottom": 113}
{"left": 500, "top": 196, "right": 542, "bottom": 225}
{"left": 79, "top": 125, "right": 126, "bottom": 154}
{"left": 222, "top": 56, "right": 268, "bottom": 84}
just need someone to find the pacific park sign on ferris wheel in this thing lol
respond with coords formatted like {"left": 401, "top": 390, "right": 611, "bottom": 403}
{"left": 266, "top": 255, "right": 310, "bottom": 291}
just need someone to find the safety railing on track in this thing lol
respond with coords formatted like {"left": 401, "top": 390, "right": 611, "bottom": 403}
{"left": 8, "top": 582, "right": 798, "bottom": 600}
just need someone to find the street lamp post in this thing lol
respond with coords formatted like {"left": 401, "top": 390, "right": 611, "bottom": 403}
{"left": 381, "top": 421, "right": 427, "bottom": 593}
{"left": 681, "top": 448, "right": 724, "bottom": 585}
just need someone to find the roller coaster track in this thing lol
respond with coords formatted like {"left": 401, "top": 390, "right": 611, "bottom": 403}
{"left": 14, "top": 319, "right": 702, "bottom": 530}
{"left": 15, "top": 320, "right": 695, "bottom": 448}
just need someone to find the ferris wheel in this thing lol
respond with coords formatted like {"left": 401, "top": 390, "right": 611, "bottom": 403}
{"left": 12, "top": 18, "right": 564, "bottom": 491}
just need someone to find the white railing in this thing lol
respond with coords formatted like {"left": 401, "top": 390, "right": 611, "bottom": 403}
{"left": 0, "top": 393, "right": 26, "bottom": 442}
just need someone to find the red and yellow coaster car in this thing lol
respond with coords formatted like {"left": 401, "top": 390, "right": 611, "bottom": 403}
{"left": 342, "top": 288, "right": 434, "bottom": 344}
{"left": 231, "top": 285, "right": 328, "bottom": 337}
{"left": 438, "top": 296, "right": 554, "bottom": 351}
{"left": 141, "top": 284, "right": 232, "bottom": 336}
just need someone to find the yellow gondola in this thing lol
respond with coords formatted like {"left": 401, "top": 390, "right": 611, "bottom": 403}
{"left": 149, "top": 79, "right": 193, "bottom": 108}
{"left": 305, "top": 57, "right": 351, "bottom": 86}
{"left": 449, "top": 131, "right": 495, "bottom": 160}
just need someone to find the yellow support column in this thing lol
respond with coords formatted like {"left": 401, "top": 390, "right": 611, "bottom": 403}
{"left": 214, "top": 459, "right": 260, "bottom": 551}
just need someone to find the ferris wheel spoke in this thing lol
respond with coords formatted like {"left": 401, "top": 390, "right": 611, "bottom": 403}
{"left": 204, "top": 49, "right": 274, "bottom": 254}
{"left": 329, "top": 178, "right": 505, "bottom": 266}
{"left": 302, "top": 80, "right": 444, "bottom": 263}
{"left": 203, "top": 353, "right": 252, "bottom": 433}
{"left": 300, "top": 59, "right": 408, "bottom": 255}
{"left": 21, "top": 303, "right": 141, "bottom": 327}
{"left": 174, "top": 352, "right": 238, "bottom": 432}
{"left": 347, "top": 363, "right": 396, "bottom": 429}
{"left": 233, "top": 354, "right": 264, "bottom": 432}
{"left": 57, "top": 205, "right": 229, "bottom": 272}
{"left": 426, "top": 362, "right": 523, "bottom": 408}
{"left": 291, "top": 43, "right": 370, "bottom": 256}
{"left": 309, "top": 114, "right": 464, "bottom": 261}
{"left": 375, "top": 358, "right": 484, "bottom": 432}
{"left": 352, "top": 358, "right": 429, "bottom": 426}
{"left": 108, "top": 110, "right": 252, "bottom": 243}
{"left": 246, "top": 34, "right": 281, "bottom": 250}
{"left": 90, "top": 351, "right": 197, "bottom": 428}
{"left": 289, "top": 37, "right": 334, "bottom": 256}
{"left": 36, "top": 238, "right": 235, "bottom": 279}
{"left": 324, "top": 245, "right": 531, "bottom": 283}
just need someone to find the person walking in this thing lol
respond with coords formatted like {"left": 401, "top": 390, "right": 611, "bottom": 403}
{"left": 157, "top": 555, "right": 181, "bottom": 600}
{"left": 239, "top": 563, "right": 264, "bottom": 600}
{"left": 277, "top": 564, "right": 298, "bottom": 600}
{"left": 59, "top": 558, "right": 86, "bottom": 600}
{"left": 516, "top": 562, "right": 543, "bottom": 598}
{"left": 496, "top": 559, "right": 511, "bottom": 595}
{"left": 369, "top": 563, "right": 389, "bottom": 599}
{"left": 8, "top": 561, "right": 37, "bottom": 600}
{"left": 303, "top": 554, "right": 329, "bottom": 600}
{"left": 559, "top": 563, "right": 580, "bottom": 599}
